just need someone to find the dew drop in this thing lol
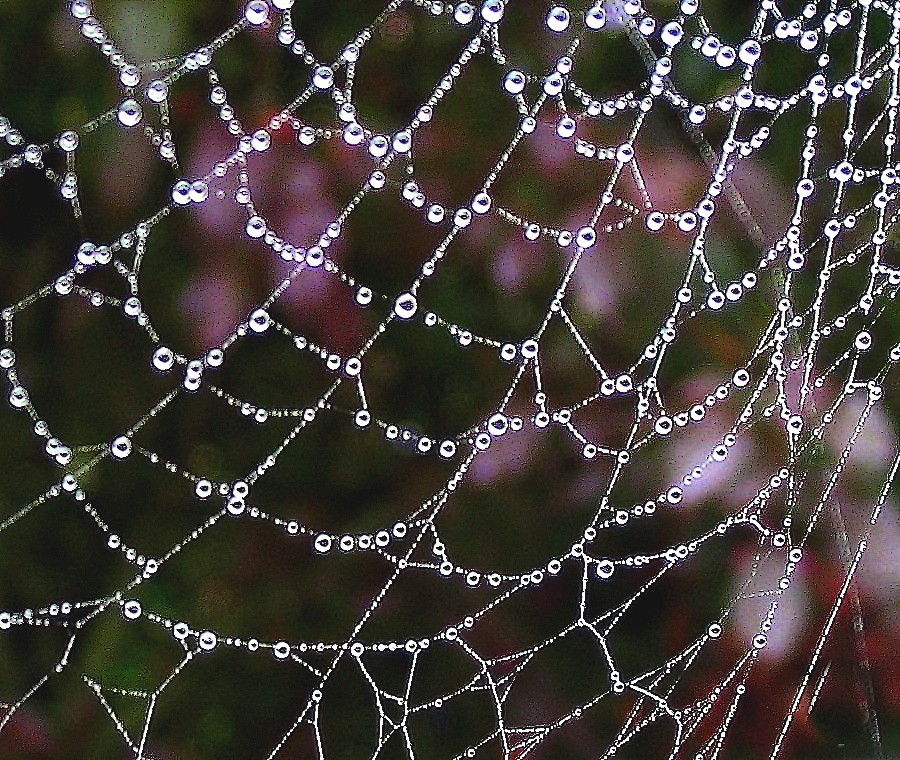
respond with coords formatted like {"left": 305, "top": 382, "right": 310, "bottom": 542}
{"left": 660, "top": 21, "right": 683, "bottom": 46}
{"left": 198, "top": 630, "right": 218, "bottom": 651}
{"left": 110, "top": 435, "right": 132, "bottom": 459}
{"left": 393, "top": 293, "right": 418, "bottom": 320}
{"left": 481, "top": 0, "right": 504, "bottom": 23}
{"left": 786, "top": 414, "right": 803, "bottom": 435}
{"left": 244, "top": 0, "right": 269, "bottom": 25}
{"left": 454, "top": 2, "right": 475, "bottom": 24}
{"left": 343, "top": 122, "right": 364, "bottom": 145}
{"left": 116, "top": 99, "right": 143, "bottom": 127}
{"left": 585, "top": 3, "right": 606, "bottom": 29}
{"left": 249, "top": 129, "right": 269, "bottom": 152}
{"left": 546, "top": 6, "right": 570, "bottom": 32}
{"left": 471, "top": 192, "right": 491, "bottom": 214}
{"left": 58, "top": 130, "right": 79, "bottom": 152}
{"left": 248, "top": 308, "right": 271, "bottom": 333}
{"left": 70, "top": 0, "right": 91, "bottom": 19}
{"left": 189, "top": 180, "right": 208, "bottom": 203}
{"left": 246, "top": 216, "right": 266, "bottom": 238}
{"left": 503, "top": 70, "right": 526, "bottom": 95}
{"left": 312, "top": 65, "right": 334, "bottom": 89}
{"left": 576, "top": 226, "right": 596, "bottom": 248}
{"left": 666, "top": 486, "right": 683, "bottom": 504}
{"left": 556, "top": 117, "right": 576, "bottom": 138}
{"left": 119, "top": 64, "right": 140, "bottom": 87}
{"left": 152, "top": 346, "right": 175, "bottom": 372}
{"left": 596, "top": 559, "right": 615, "bottom": 579}
{"left": 9, "top": 386, "right": 29, "bottom": 409}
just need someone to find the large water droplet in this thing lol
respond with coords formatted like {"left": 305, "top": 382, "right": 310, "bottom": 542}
{"left": 117, "top": 99, "right": 143, "bottom": 127}
{"left": 546, "top": 6, "right": 570, "bottom": 32}
{"left": 249, "top": 308, "right": 271, "bottom": 333}
{"left": 393, "top": 293, "right": 418, "bottom": 320}
{"left": 110, "top": 435, "right": 132, "bottom": 459}
{"left": 481, "top": 0, "right": 504, "bottom": 23}
{"left": 244, "top": 0, "right": 269, "bottom": 25}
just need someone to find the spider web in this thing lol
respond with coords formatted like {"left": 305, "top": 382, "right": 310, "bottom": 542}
{"left": 0, "top": 0, "right": 898, "bottom": 757}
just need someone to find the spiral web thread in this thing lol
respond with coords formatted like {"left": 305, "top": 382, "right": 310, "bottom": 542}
{"left": 0, "top": 0, "right": 899, "bottom": 757}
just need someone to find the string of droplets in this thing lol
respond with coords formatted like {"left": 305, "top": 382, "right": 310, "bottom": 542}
{"left": 1, "top": 0, "right": 899, "bottom": 757}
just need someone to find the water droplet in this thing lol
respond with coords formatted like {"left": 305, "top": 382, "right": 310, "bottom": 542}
{"left": 546, "top": 6, "right": 570, "bottom": 32}
{"left": 585, "top": 3, "right": 606, "bottom": 30}
{"left": 576, "top": 226, "right": 596, "bottom": 248}
{"left": 615, "top": 143, "right": 634, "bottom": 163}
{"left": 646, "top": 211, "right": 665, "bottom": 231}
{"left": 454, "top": 2, "right": 475, "bottom": 24}
{"left": 481, "top": 0, "right": 504, "bottom": 23}
{"left": 392, "top": 130, "right": 412, "bottom": 153}
{"left": 343, "top": 122, "right": 364, "bottom": 145}
{"left": 119, "top": 64, "right": 140, "bottom": 87}
{"left": 122, "top": 296, "right": 142, "bottom": 318}
{"left": 367, "top": 135, "right": 389, "bottom": 159}
{"left": 556, "top": 117, "right": 576, "bottom": 138}
{"left": 110, "top": 435, "right": 132, "bottom": 459}
{"left": 393, "top": 293, "right": 417, "bottom": 320}
{"left": 246, "top": 216, "right": 266, "bottom": 238}
{"left": 542, "top": 73, "right": 564, "bottom": 96}
{"left": 349, "top": 285, "right": 373, "bottom": 308}
{"left": 70, "top": 0, "right": 91, "bottom": 19}
{"left": 471, "top": 192, "right": 491, "bottom": 214}
{"left": 9, "top": 386, "right": 29, "bottom": 409}
{"left": 117, "top": 99, "right": 143, "bottom": 127}
{"left": 660, "top": 21, "right": 683, "bottom": 46}
{"left": 453, "top": 208, "right": 472, "bottom": 228}
{"left": 666, "top": 486, "right": 683, "bottom": 504}
{"left": 272, "top": 641, "right": 291, "bottom": 660}
{"left": 198, "top": 630, "right": 218, "bottom": 651}
{"left": 482, "top": 414, "right": 506, "bottom": 438}
{"left": 244, "top": 0, "right": 269, "bottom": 25}
{"left": 152, "top": 346, "right": 175, "bottom": 372}
{"left": 251, "top": 129, "right": 271, "bottom": 151}
{"left": 58, "top": 130, "right": 79, "bottom": 152}
{"left": 596, "top": 559, "right": 615, "bottom": 579}
{"left": 312, "top": 65, "right": 334, "bottom": 89}
{"left": 502, "top": 69, "right": 528, "bottom": 96}
{"left": 249, "top": 308, "right": 271, "bottom": 333}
